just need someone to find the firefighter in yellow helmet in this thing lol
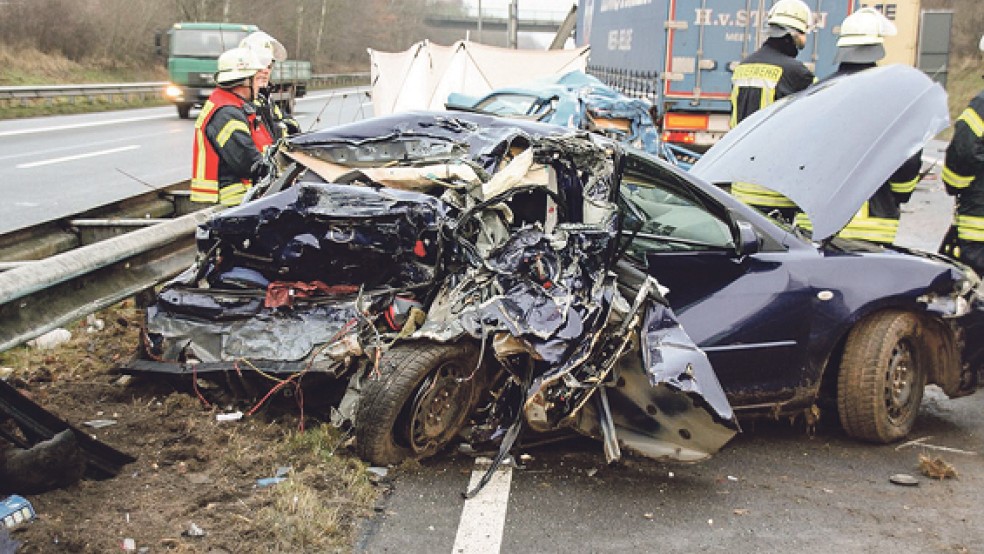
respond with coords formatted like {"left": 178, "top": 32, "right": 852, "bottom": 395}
{"left": 941, "top": 35, "right": 984, "bottom": 273}
{"left": 189, "top": 47, "right": 270, "bottom": 206}
{"left": 240, "top": 31, "right": 301, "bottom": 138}
{"left": 729, "top": 0, "right": 816, "bottom": 221}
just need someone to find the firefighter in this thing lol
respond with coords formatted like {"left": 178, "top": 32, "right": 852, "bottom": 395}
{"left": 942, "top": 35, "right": 984, "bottom": 273}
{"left": 729, "top": 0, "right": 816, "bottom": 221}
{"left": 796, "top": 7, "right": 922, "bottom": 245}
{"left": 239, "top": 31, "right": 301, "bottom": 139}
{"left": 190, "top": 47, "right": 270, "bottom": 206}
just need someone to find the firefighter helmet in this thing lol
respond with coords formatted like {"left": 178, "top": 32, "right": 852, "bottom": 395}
{"left": 766, "top": 0, "right": 812, "bottom": 35}
{"left": 215, "top": 47, "right": 266, "bottom": 86}
{"left": 240, "top": 31, "right": 287, "bottom": 67}
{"left": 836, "top": 7, "right": 897, "bottom": 47}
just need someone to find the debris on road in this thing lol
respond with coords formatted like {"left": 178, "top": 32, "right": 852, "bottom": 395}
{"left": 918, "top": 454, "right": 958, "bottom": 480}
{"left": 26, "top": 328, "right": 71, "bottom": 350}
{"left": 889, "top": 473, "right": 920, "bottom": 486}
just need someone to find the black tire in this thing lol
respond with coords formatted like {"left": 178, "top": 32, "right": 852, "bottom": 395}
{"left": 176, "top": 103, "right": 192, "bottom": 119}
{"left": 837, "top": 311, "right": 927, "bottom": 443}
{"left": 277, "top": 97, "right": 295, "bottom": 115}
{"left": 355, "top": 341, "right": 482, "bottom": 465}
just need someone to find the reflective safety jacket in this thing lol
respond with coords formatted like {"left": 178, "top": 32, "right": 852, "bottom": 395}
{"left": 943, "top": 90, "right": 984, "bottom": 244}
{"left": 795, "top": 152, "right": 921, "bottom": 244}
{"left": 730, "top": 36, "right": 815, "bottom": 210}
{"left": 190, "top": 88, "right": 271, "bottom": 206}
{"left": 255, "top": 93, "right": 300, "bottom": 139}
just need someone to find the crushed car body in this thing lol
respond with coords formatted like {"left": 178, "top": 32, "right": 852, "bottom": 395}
{"left": 134, "top": 111, "right": 740, "bottom": 470}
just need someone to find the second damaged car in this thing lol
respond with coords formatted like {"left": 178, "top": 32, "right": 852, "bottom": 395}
{"left": 133, "top": 111, "right": 739, "bottom": 469}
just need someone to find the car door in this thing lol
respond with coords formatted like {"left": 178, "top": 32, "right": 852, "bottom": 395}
{"left": 620, "top": 156, "right": 818, "bottom": 407}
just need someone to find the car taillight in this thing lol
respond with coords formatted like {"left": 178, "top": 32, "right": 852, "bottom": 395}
{"left": 662, "top": 131, "right": 697, "bottom": 144}
{"left": 663, "top": 112, "right": 709, "bottom": 131}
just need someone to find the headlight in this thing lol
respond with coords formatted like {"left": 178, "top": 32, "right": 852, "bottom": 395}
{"left": 165, "top": 84, "right": 183, "bottom": 99}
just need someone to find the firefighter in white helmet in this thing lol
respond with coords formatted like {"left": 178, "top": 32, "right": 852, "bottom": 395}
{"left": 795, "top": 7, "right": 920, "bottom": 244}
{"left": 729, "top": 0, "right": 816, "bottom": 221}
{"left": 190, "top": 47, "right": 270, "bottom": 206}
{"left": 240, "top": 30, "right": 301, "bottom": 138}
{"left": 941, "top": 35, "right": 984, "bottom": 273}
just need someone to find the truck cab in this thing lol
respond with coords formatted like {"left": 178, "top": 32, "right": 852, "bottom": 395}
{"left": 162, "top": 22, "right": 258, "bottom": 119}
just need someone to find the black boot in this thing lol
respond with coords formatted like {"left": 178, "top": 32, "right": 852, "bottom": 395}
{"left": 0, "top": 430, "right": 86, "bottom": 494}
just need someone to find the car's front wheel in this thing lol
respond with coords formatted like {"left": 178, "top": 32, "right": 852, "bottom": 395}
{"left": 355, "top": 341, "right": 482, "bottom": 466}
{"left": 837, "top": 311, "right": 927, "bottom": 443}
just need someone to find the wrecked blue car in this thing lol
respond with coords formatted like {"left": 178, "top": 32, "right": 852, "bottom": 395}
{"left": 135, "top": 111, "right": 738, "bottom": 473}
{"left": 134, "top": 66, "right": 984, "bottom": 476}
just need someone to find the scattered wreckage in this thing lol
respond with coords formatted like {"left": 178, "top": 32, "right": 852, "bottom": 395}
{"left": 130, "top": 66, "right": 984, "bottom": 481}
{"left": 0, "top": 379, "right": 134, "bottom": 494}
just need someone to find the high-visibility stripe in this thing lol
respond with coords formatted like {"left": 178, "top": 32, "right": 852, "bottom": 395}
{"left": 890, "top": 174, "right": 919, "bottom": 194}
{"left": 219, "top": 182, "right": 248, "bottom": 206}
{"left": 957, "top": 107, "right": 984, "bottom": 138}
{"left": 954, "top": 214, "right": 984, "bottom": 241}
{"left": 942, "top": 165, "right": 974, "bottom": 189}
{"left": 216, "top": 120, "right": 250, "bottom": 148}
{"left": 732, "top": 182, "right": 798, "bottom": 208}
{"left": 793, "top": 212, "right": 812, "bottom": 230}
{"left": 839, "top": 204, "right": 899, "bottom": 243}
{"left": 796, "top": 204, "right": 899, "bottom": 244}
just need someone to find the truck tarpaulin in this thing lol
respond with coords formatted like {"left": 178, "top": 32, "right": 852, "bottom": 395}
{"left": 368, "top": 40, "right": 590, "bottom": 115}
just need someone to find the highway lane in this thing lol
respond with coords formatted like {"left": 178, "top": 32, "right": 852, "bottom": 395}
{"left": 0, "top": 88, "right": 372, "bottom": 234}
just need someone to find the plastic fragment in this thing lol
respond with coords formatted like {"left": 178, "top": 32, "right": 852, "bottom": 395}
{"left": 215, "top": 411, "right": 243, "bottom": 422}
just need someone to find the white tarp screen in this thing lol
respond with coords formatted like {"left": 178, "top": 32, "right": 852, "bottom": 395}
{"left": 369, "top": 40, "right": 590, "bottom": 115}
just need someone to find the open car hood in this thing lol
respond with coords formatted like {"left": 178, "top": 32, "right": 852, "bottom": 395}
{"left": 691, "top": 65, "right": 949, "bottom": 240}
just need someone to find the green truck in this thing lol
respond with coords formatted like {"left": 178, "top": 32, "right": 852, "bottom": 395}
{"left": 158, "top": 22, "right": 312, "bottom": 119}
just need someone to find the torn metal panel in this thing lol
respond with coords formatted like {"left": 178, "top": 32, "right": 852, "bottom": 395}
{"left": 0, "top": 380, "right": 134, "bottom": 480}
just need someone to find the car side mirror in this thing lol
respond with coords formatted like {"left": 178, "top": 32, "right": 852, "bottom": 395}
{"left": 154, "top": 30, "right": 164, "bottom": 57}
{"left": 735, "top": 220, "right": 760, "bottom": 256}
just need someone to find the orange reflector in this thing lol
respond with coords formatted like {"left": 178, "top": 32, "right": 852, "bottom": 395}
{"left": 664, "top": 113, "right": 709, "bottom": 130}
{"left": 662, "top": 131, "right": 696, "bottom": 144}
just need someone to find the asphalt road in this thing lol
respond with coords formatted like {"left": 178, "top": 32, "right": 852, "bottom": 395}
{"left": 358, "top": 389, "right": 984, "bottom": 553}
{"left": 0, "top": 88, "right": 372, "bottom": 234}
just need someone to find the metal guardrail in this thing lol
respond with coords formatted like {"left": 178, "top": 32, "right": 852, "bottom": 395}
{"left": 310, "top": 72, "right": 370, "bottom": 88}
{"left": 0, "top": 82, "right": 167, "bottom": 106}
{"left": 0, "top": 183, "right": 216, "bottom": 353}
{"left": 0, "top": 73, "right": 370, "bottom": 107}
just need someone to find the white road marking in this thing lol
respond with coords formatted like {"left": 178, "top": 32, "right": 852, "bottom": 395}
{"left": 452, "top": 458, "right": 513, "bottom": 554}
{"left": 0, "top": 113, "right": 172, "bottom": 138}
{"left": 16, "top": 145, "right": 141, "bottom": 169}
{"left": 0, "top": 129, "right": 181, "bottom": 162}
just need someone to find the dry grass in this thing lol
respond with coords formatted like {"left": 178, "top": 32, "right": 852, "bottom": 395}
{"left": 0, "top": 302, "right": 379, "bottom": 552}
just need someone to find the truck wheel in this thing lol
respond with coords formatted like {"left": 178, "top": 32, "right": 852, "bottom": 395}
{"left": 837, "top": 311, "right": 927, "bottom": 443}
{"left": 176, "top": 103, "right": 192, "bottom": 119}
{"left": 278, "top": 98, "right": 295, "bottom": 115}
{"left": 355, "top": 341, "right": 482, "bottom": 466}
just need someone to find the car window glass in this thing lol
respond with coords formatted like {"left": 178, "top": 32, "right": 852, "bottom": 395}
{"left": 476, "top": 94, "right": 542, "bottom": 117}
{"left": 621, "top": 166, "right": 735, "bottom": 255}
